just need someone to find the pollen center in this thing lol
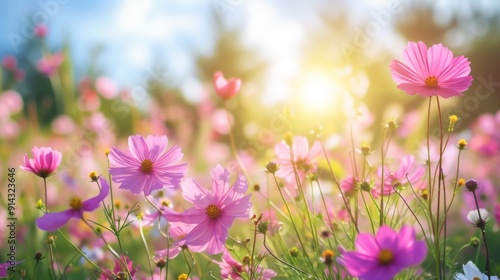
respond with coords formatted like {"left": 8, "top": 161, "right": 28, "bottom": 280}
{"left": 205, "top": 204, "right": 222, "bottom": 220}
{"left": 69, "top": 197, "right": 83, "bottom": 211}
{"left": 141, "top": 159, "right": 153, "bottom": 173}
{"left": 425, "top": 76, "right": 438, "bottom": 88}
{"left": 378, "top": 249, "right": 394, "bottom": 265}
{"left": 473, "top": 277, "right": 480, "bottom": 280}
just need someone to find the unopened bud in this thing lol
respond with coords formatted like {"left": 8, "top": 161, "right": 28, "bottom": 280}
{"left": 458, "top": 139, "right": 468, "bottom": 150}
{"left": 465, "top": 179, "right": 478, "bottom": 192}
{"left": 266, "top": 162, "right": 279, "bottom": 174}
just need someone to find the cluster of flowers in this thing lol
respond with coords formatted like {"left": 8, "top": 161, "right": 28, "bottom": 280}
{"left": 2, "top": 40, "right": 499, "bottom": 280}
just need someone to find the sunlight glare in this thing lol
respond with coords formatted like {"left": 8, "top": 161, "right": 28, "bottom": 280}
{"left": 297, "top": 72, "right": 343, "bottom": 112}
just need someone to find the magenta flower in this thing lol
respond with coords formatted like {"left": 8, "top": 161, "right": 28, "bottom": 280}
{"left": 373, "top": 155, "right": 425, "bottom": 198}
{"left": 2, "top": 55, "right": 16, "bottom": 71}
{"left": 20, "top": 146, "right": 62, "bottom": 178}
{"left": 35, "top": 24, "right": 48, "bottom": 37}
{"left": 213, "top": 71, "right": 241, "bottom": 100}
{"left": 108, "top": 135, "right": 187, "bottom": 195}
{"left": 0, "top": 262, "right": 8, "bottom": 278}
{"left": 274, "top": 135, "right": 322, "bottom": 184}
{"left": 214, "top": 249, "right": 277, "bottom": 280}
{"left": 390, "top": 41, "right": 472, "bottom": 98}
{"left": 339, "top": 225, "right": 427, "bottom": 280}
{"left": 163, "top": 165, "right": 251, "bottom": 254}
{"left": 37, "top": 52, "right": 64, "bottom": 76}
{"left": 99, "top": 256, "right": 137, "bottom": 280}
{"left": 36, "top": 177, "right": 109, "bottom": 231}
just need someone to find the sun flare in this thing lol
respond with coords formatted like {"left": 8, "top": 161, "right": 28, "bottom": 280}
{"left": 297, "top": 72, "right": 344, "bottom": 112}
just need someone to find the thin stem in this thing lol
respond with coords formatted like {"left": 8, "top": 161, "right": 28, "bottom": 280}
{"left": 42, "top": 178, "right": 61, "bottom": 279}
{"left": 262, "top": 234, "right": 316, "bottom": 279}
{"left": 139, "top": 219, "right": 154, "bottom": 279}
{"left": 473, "top": 191, "right": 491, "bottom": 279}
{"left": 318, "top": 139, "right": 358, "bottom": 233}
{"left": 57, "top": 229, "right": 113, "bottom": 278}
{"left": 270, "top": 173, "right": 316, "bottom": 275}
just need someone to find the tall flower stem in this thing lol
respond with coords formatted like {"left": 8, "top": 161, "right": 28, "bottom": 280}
{"left": 472, "top": 191, "right": 491, "bottom": 279}
{"left": 270, "top": 173, "right": 316, "bottom": 276}
{"left": 425, "top": 97, "right": 440, "bottom": 277}
{"left": 56, "top": 228, "right": 113, "bottom": 278}
{"left": 318, "top": 139, "right": 358, "bottom": 233}
{"left": 42, "top": 178, "right": 61, "bottom": 279}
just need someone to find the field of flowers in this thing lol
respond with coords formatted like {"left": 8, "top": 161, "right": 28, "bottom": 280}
{"left": 1, "top": 3, "right": 500, "bottom": 280}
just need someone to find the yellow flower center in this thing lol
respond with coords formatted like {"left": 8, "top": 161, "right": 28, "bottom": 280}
{"left": 425, "top": 76, "right": 439, "bottom": 88}
{"left": 178, "top": 273, "right": 188, "bottom": 280}
{"left": 69, "top": 197, "right": 83, "bottom": 211}
{"left": 205, "top": 204, "right": 222, "bottom": 220}
{"left": 378, "top": 249, "right": 394, "bottom": 265}
{"left": 140, "top": 159, "right": 153, "bottom": 173}
{"left": 473, "top": 277, "right": 480, "bottom": 280}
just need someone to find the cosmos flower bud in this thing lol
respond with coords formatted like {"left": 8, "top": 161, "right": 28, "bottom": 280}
{"left": 290, "top": 247, "right": 299, "bottom": 257}
{"left": 458, "top": 139, "right": 468, "bottom": 150}
{"left": 386, "top": 119, "right": 398, "bottom": 130}
{"left": 266, "top": 162, "right": 279, "bottom": 174}
{"left": 321, "top": 249, "right": 335, "bottom": 265}
{"left": 34, "top": 252, "right": 43, "bottom": 261}
{"left": 448, "top": 115, "right": 459, "bottom": 131}
{"left": 213, "top": 71, "right": 241, "bottom": 100}
{"left": 88, "top": 171, "right": 99, "bottom": 182}
{"left": 36, "top": 199, "right": 44, "bottom": 210}
{"left": 361, "top": 144, "right": 371, "bottom": 156}
{"left": 359, "top": 181, "right": 372, "bottom": 192}
{"left": 457, "top": 178, "right": 465, "bottom": 187}
{"left": 465, "top": 179, "right": 478, "bottom": 192}
{"left": 470, "top": 237, "right": 480, "bottom": 247}
{"left": 257, "top": 221, "right": 268, "bottom": 234}
{"left": 155, "top": 258, "right": 167, "bottom": 269}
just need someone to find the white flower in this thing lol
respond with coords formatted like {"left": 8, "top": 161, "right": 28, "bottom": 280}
{"left": 454, "top": 261, "right": 498, "bottom": 280}
{"left": 467, "top": 209, "right": 489, "bottom": 224}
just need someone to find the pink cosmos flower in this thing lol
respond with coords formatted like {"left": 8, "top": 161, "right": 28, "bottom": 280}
{"left": 37, "top": 52, "right": 64, "bottom": 76}
{"left": 154, "top": 224, "right": 201, "bottom": 260}
{"left": 35, "top": 24, "right": 48, "bottom": 37}
{"left": 0, "top": 90, "right": 23, "bottom": 115}
{"left": 99, "top": 256, "right": 137, "bottom": 280}
{"left": 390, "top": 41, "right": 472, "bottom": 98}
{"left": 96, "top": 76, "right": 118, "bottom": 99}
{"left": 274, "top": 136, "right": 322, "bottom": 184}
{"left": 163, "top": 165, "right": 252, "bottom": 254}
{"left": 108, "top": 135, "right": 188, "bottom": 196}
{"left": 214, "top": 249, "right": 277, "bottom": 279}
{"left": 339, "top": 225, "right": 427, "bottom": 280}
{"left": 341, "top": 176, "right": 357, "bottom": 196}
{"left": 2, "top": 55, "right": 16, "bottom": 71}
{"left": 51, "top": 115, "right": 75, "bottom": 135}
{"left": 36, "top": 177, "right": 110, "bottom": 231}
{"left": 0, "top": 262, "right": 8, "bottom": 278}
{"left": 213, "top": 71, "right": 241, "bottom": 100}
{"left": 373, "top": 155, "right": 425, "bottom": 198}
{"left": 0, "top": 261, "right": 24, "bottom": 278}
{"left": 20, "top": 146, "right": 62, "bottom": 178}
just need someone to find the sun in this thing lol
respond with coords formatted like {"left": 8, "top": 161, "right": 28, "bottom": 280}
{"left": 297, "top": 71, "right": 344, "bottom": 112}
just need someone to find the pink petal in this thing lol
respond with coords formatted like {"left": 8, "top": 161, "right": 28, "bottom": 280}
{"left": 36, "top": 209, "right": 80, "bottom": 231}
{"left": 82, "top": 177, "right": 110, "bottom": 211}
